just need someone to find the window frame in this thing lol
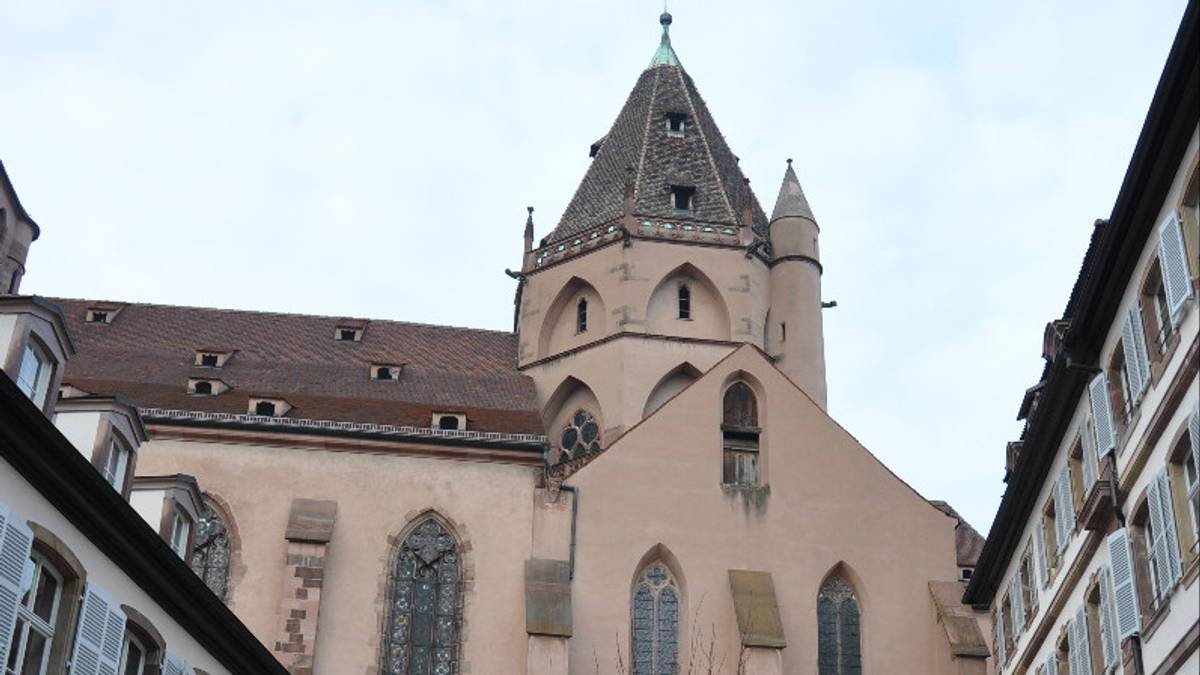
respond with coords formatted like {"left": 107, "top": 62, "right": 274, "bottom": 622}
{"left": 721, "top": 382, "right": 762, "bottom": 488}
{"left": 14, "top": 340, "right": 53, "bottom": 411}
{"left": 118, "top": 631, "right": 147, "bottom": 675}
{"left": 168, "top": 510, "right": 192, "bottom": 560}
{"left": 8, "top": 552, "right": 64, "bottom": 675}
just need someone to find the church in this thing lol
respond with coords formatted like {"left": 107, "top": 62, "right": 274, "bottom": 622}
{"left": 0, "top": 14, "right": 991, "bottom": 675}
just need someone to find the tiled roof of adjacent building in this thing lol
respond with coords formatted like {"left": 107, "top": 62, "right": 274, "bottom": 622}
{"left": 546, "top": 15, "right": 767, "bottom": 245}
{"left": 929, "top": 500, "right": 986, "bottom": 568}
{"left": 49, "top": 298, "right": 544, "bottom": 435}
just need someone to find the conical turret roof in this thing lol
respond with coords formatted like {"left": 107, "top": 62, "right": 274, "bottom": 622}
{"left": 545, "top": 15, "right": 767, "bottom": 245}
{"left": 770, "top": 159, "right": 816, "bottom": 223}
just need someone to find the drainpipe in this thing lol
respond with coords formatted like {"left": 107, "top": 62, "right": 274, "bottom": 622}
{"left": 1106, "top": 450, "right": 1145, "bottom": 675}
{"left": 559, "top": 486, "right": 580, "bottom": 580}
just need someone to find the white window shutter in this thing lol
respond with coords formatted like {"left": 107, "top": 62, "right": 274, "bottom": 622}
{"left": 1046, "top": 652, "right": 1058, "bottom": 675}
{"left": 994, "top": 608, "right": 1007, "bottom": 666}
{"left": 1010, "top": 575, "right": 1025, "bottom": 636}
{"left": 1130, "top": 302, "right": 1152, "bottom": 391}
{"left": 1081, "top": 419, "right": 1099, "bottom": 493}
{"left": 1120, "top": 310, "right": 1146, "bottom": 403}
{"left": 1057, "top": 465, "right": 1076, "bottom": 548}
{"left": 1098, "top": 567, "right": 1118, "bottom": 670}
{"left": 71, "top": 583, "right": 126, "bottom": 675}
{"left": 1145, "top": 471, "right": 1174, "bottom": 599}
{"left": 1066, "top": 615, "right": 1080, "bottom": 675}
{"left": 1075, "top": 606, "right": 1093, "bottom": 675}
{"left": 162, "top": 652, "right": 190, "bottom": 675}
{"left": 1052, "top": 479, "right": 1066, "bottom": 554}
{"left": 1088, "top": 373, "right": 1116, "bottom": 455}
{"left": 1158, "top": 212, "right": 1193, "bottom": 323}
{"left": 1189, "top": 402, "right": 1199, "bottom": 480}
{"left": 1034, "top": 520, "right": 1050, "bottom": 588}
{"left": 1154, "top": 470, "right": 1181, "bottom": 588}
{"left": 1107, "top": 528, "right": 1141, "bottom": 640}
{"left": 0, "top": 503, "right": 35, "bottom": 670}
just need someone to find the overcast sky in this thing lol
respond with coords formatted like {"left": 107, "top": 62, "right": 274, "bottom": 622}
{"left": 1, "top": 0, "right": 1189, "bottom": 533}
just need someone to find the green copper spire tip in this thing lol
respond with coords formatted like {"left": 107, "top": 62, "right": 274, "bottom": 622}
{"left": 649, "top": 12, "right": 681, "bottom": 68}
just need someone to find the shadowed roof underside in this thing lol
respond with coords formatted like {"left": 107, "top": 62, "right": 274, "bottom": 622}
{"left": 49, "top": 298, "right": 543, "bottom": 435}
{"left": 547, "top": 60, "right": 767, "bottom": 244}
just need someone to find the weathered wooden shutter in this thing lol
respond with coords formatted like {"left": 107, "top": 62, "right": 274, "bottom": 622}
{"left": 1034, "top": 520, "right": 1050, "bottom": 588}
{"left": 1088, "top": 373, "right": 1116, "bottom": 455}
{"left": 0, "top": 502, "right": 35, "bottom": 670}
{"left": 1074, "top": 606, "right": 1092, "bottom": 675}
{"left": 1154, "top": 470, "right": 1181, "bottom": 589}
{"left": 1080, "top": 419, "right": 1099, "bottom": 494}
{"left": 71, "top": 584, "right": 127, "bottom": 675}
{"left": 1107, "top": 528, "right": 1140, "bottom": 640}
{"left": 1120, "top": 309, "right": 1147, "bottom": 403}
{"left": 1158, "top": 212, "right": 1193, "bottom": 323}
{"left": 162, "top": 652, "right": 190, "bottom": 675}
{"left": 1098, "top": 566, "right": 1118, "bottom": 670}
{"left": 1009, "top": 575, "right": 1025, "bottom": 636}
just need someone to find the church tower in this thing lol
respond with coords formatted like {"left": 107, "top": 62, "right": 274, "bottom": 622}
{"left": 0, "top": 161, "right": 40, "bottom": 295}
{"left": 766, "top": 160, "right": 828, "bottom": 408}
{"left": 516, "top": 14, "right": 828, "bottom": 466}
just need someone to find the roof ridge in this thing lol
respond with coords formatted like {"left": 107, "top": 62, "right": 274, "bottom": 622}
{"left": 46, "top": 296, "right": 516, "bottom": 337}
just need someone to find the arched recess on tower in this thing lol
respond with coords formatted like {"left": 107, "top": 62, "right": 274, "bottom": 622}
{"left": 644, "top": 263, "right": 730, "bottom": 340}
{"left": 642, "top": 361, "right": 703, "bottom": 419}
{"left": 542, "top": 375, "right": 605, "bottom": 464}
{"left": 538, "top": 276, "right": 608, "bottom": 359}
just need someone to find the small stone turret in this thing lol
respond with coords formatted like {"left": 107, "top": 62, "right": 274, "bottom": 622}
{"left": 0, "top": 161, "right": 40, "bottom": 295}
{"left": 767, "top": 159, "right": 827, "bottom": 408}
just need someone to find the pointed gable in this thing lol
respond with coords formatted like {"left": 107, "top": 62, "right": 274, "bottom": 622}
{"left": 546, "top": 16, "right": 767, "bottom": 245}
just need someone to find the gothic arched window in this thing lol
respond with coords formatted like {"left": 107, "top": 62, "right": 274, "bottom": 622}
{"left": 817, "top": 576, "right": 861, "bottom": 675}
{"left": 559, "top": 409, "right": 601, "bottom": 462}
{"left": 384, "top": 518, "right": 462, "bottom": 675}
{"left": 722, "top": 382, "right": 760, "bottom": 486}
{"left": 631, "top": 563, "right": 679, "bottom": 675}
{"left": 677, "top": 285, "right": 691, "bottom": 320}
{"left": 190, "top": 499, "right": 231, "bottom": 602}
{"left": 577, "top": 297, "right": 589, "bottom": 333}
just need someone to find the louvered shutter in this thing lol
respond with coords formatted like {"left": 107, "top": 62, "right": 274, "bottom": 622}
{"left": 0, "top": 502, "right": 34, "bottom": 670}
{"left": 1120, "top": 310, "right": 1146, "bottom": 403}
{"left": 994, "top": 606, "right": 1007, "bottom": 666}
{"left": 1154, "top": 470, "right": 1181, "bottom": 589}
{"left": 1088, "top": 374, "right": 1116, "bottom": 455}
{"left": 1189, "top": 402, "right": 1199, "bottom": 481}
{"left": 1075, "top": 606, "right": 1093, "bottom": 675}
{"left": 1066, "top": 615, "right": 1080, "bottom": 675}
{"left": 1056, "top": 465, "right": 1076, "bottom": 551}
{"left": 1081, "top": 419, "right": 1099, "bottom": 494}
{"left": 1159, "top": 212, "right": 1193, "bottom": 323}
{"left": 1010, "top": 575, "right": 1025, "bottom": 636}
{"left": 1129, "top": 302, "right": 1151, "bottom": 392}
{"left": 1098, "top": 567, "right": 1118, "bottom": 670}
{"left": 1046, "top": 651, "right": 1058, "bottom": 675}
{"left": 1028, "top": 560, "right": 1039, "bottom": 614}
{"left": 1034, "top": 520, "right": 1050, "bottom": 587}
{"left": 1107, "top": 528, "right": 1140, "bottom": 640}
{"left": 162, "top": 652, "right": 190, "bottom": 675}
{"left": 70, "top": 584, "right": 126, "bottom": 675}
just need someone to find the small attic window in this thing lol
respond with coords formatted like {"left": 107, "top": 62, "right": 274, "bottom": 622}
{"left": 255, "top": 401, "right": 277, "bottom": 416}
{"left": 372, "top": 364, "right": 402, "bottom": 381}
{"left": 200, "top": 354, "right": 218, "bottom": 367}
{"left": 433, "top": 413, "right": 466, "bottom": 431}
{"left": 337, "top": 327, "right": 362, "bottom": 342}
{"left": 249, "top": 397, "right": 289, "bottom": 417}
{"left": 665, "top": 113, "right": 687, "bottom": 136}
{"left": 671, "top": 185, "right": 695, "bottom": 214}
{"left": 86, "top": 310, "right": 109, "bottom": 324}
{"left": 188, "top": 378, "right": 227, "bottom": 396}
{"left": 195, "top": 350, "right": 232, "bottom": 367}
{"left": 193, "top": 381, "right": 213, "bottom": 396}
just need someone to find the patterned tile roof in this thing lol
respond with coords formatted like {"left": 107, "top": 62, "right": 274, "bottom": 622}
{"left": 546, "top": 31, "right": 767, "bottom": 245}
{"left": 49, "top": 298, "right": 544, "bottom": 435}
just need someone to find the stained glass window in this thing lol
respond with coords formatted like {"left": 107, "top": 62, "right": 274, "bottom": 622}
{"left": 190, "top": 500, "right": 231, "bottom": 602}
{"left": 557, "top": 409, "right": 601, "bottom": 465}
{"left": 817, "top": 576, "right": 861, "bottom": 675}
{"left": 631, "top": 563, "right": 679, "bottom": 675}
{"left": 384, "top": 518, "right": 461, "bottom": 675}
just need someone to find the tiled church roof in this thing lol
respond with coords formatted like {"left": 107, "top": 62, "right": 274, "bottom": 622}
{"left": 546, "top": 15, "right": 767, "bottom": 244}
{"left": 49, "top": 298, "right": 544, "bottom": 435}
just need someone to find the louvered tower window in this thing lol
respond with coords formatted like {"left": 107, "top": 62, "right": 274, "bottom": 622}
{"left": 817, "top": 576, "right": 861, "bottom": 675}
{"left": 631, "top": 563, "right": 679, "bottom": 675}
{"left": 190, "top": 499, "right": 232, "bottom": 603}
{"left": 576, "top": 298, "right": 588, "bottom": 333}
{"left": 670, "top": 186, "right": 694, "bottom": 214}
{"left": 677, "top": 285, "right": 691, "bottom": 320}
{"left": 383, "top": 518, "right": 462, "bottom": 675}
{"left": 722, "top": 382, "right": 760, "bottom": 486}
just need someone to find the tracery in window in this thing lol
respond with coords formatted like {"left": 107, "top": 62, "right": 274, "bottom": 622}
{"left": 383, "top": 518, "right": 462, "bottom": 675}
{"left": 631, "top": 563, "right": 679, "bottom": 675}
{"left": 559, "top": 409, "right": 601, "bottom": 463}
{"left": 190, "top": 500, "right": 231, "bottom": 602}
{"left": 817, "top": 576, "right": 860, "bottom": 675}
{"left": 722, "top": 382, "right": 760, "bottom": 486}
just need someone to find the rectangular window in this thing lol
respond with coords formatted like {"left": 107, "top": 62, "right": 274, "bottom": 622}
{"left": 103, "top": 440, "right": 130, "bottom": 494}
{"left": 169, "top": 511, "right": 191, "bottom": 559}
{"left": 15, "top": 343, "right": 51, "bottom": 410}
{"left": 722, "top": 441, "right": 759, "bottom": 486}
{"left": 665, "top": 113, "right": 687, "bottom": 135}
{"left": 671, "top": 186, "right": 695, "bottom": 214}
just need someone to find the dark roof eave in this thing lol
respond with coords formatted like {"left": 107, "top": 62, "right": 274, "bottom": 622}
{"left": 964, "top": 1, "right": 1200, "bottom": 606}
{"left": 0, "top": 373, "right": 289, "bottom": 674}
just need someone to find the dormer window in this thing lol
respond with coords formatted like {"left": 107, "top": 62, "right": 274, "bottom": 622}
{"left": 169, "top": 510, "right": 192, "bottom": 559}
{"left": 249, "top": 397, "right": 290, "bottom": 417}
{"left": 200, "top": 353, "right": 218, "bottom": 367}
{"left": 87, "top": 310, "right": 109, "bottom": 324}
{"left": 103, "top": 437, "right": 131, "bottom": 493}
{"left": 335, "top": 323, "right": 365, "bottom": 342}
{"left": 16, "top": 340, "right": 53, "bottom": 410}
{"left": 193, "top": 381, "right": 213, "bottom": 396}
{"left": 188, "top": 378, "right": 227, "bottom": 396}
{"left": 433, "top": 413, "right": 466, "bottom": 431}
{"left": 665, "top": 112, "right": 688, "bottom": 136}
{"left": 671, "top": 185, "right": 695, "bottom": 214}
{"left": 372, "top": 364, "right": 403, "bottom": 381}
{"left": 194, "top": 350, "right": 232, "bottom": 368}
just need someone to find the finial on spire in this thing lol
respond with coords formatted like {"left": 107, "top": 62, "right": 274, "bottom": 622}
{"left": 524, "top": 206, "right": 535, "bottom": 252}
{"left": 786, "top": 158, "right": 793, "bottom": 165}
{"left": 649, "top": 11, "right": 681, "bottom": 68}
